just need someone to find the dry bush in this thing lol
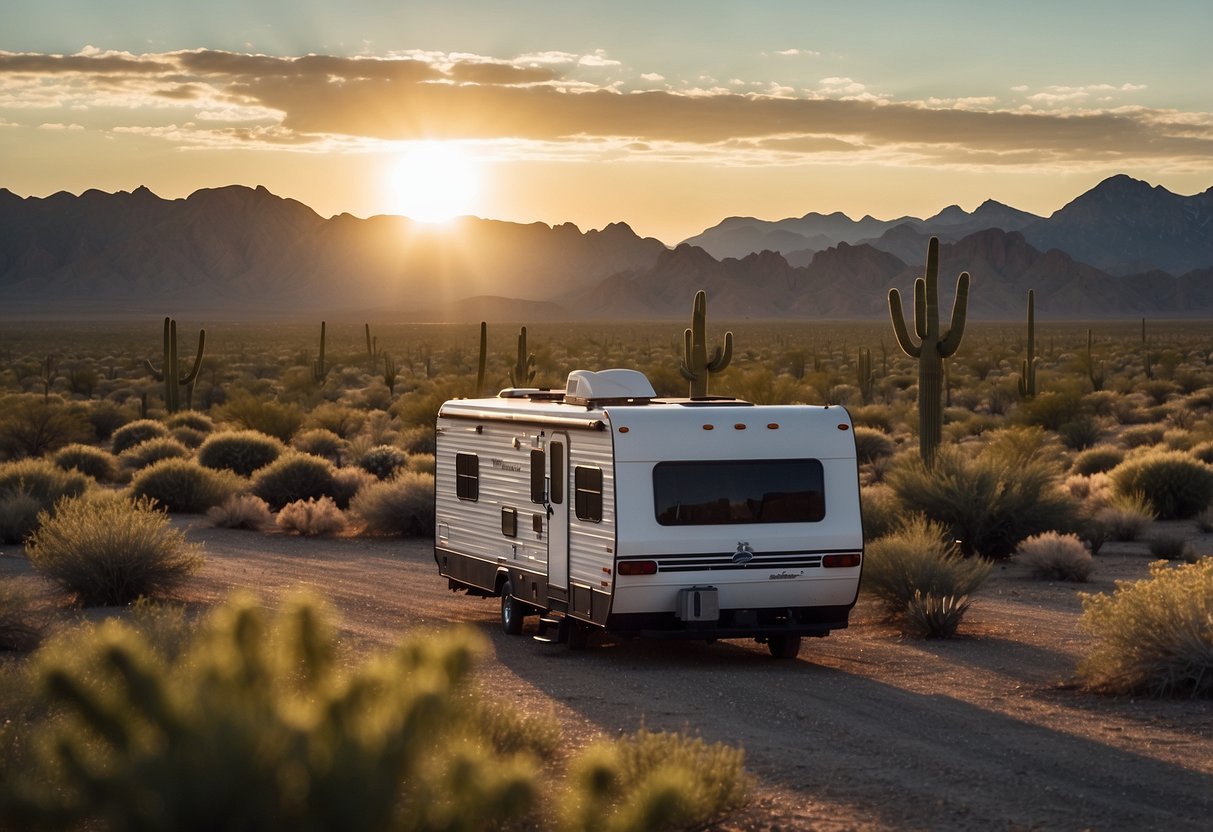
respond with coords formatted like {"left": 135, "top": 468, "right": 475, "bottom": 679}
{"left": 860, "top": 483, "right": 901, "bottom": 541}
{"left": 128, "top": 458, "right": 247, "bottom": 514}
{"left": 350, "top": 471, "right": 435, "bottom": 537}
{"left": 407, "top": 453, "right": 436, "bottom": 475}
{"left": 1119, "top": 424, "right": 1165, "bottom": 449}
{"left": 109, "top": 419, "right": 170, "bottom": 455}
{"left": 197, "top": 429, "right": 286, "bottom": 476}
{"left": 1109, "top": 449, "right": 1213, "bottom": 519}
{"left": 1071, "top": 445, "right": 1124, "bottom": 477}
{"left": 251, "top": 452, "right": 337, "bottom": 510}
{"left": 1147, "top": 534, "right": 1197, "bottom": 563}
{"left": 276, "top": 496, "right": 349, "bottom": 537}
{"left": 853, "top": 427, "right": 895, "bottom": 465}
{"left": 163, "top": 411, "right": 215, "bottom": 434}
{"left": 26, "top": 493, "right": 203, "bottom": 606}
{"left": 52, "top": 443, "right": 119, "bottom": 482}
{"left": 0, "top": 394, "right": 95, "bottom": 459}
{"left": 356, "top": 444, "right": 409, "bottom": 480}
{"left": 119, "top": 437, "right": 192, "bottom": 472}
{"left": 206, "top": 494, "right": 274, "bottom": 531}
{"left": 221, "top": 391, "right": 303, "bottom": 442}
{"left": 331, "top": 466, "right": 377, "bottom": 509}
{"left": 0, "top": 578, "right": 43, "bottom": 651}
{"left": 1095, "top": 492, "right": 1156, "bottom": 541}
{"left": 862, "top": 515, "right": 990, "bottom": 616}
{"left": 0, "top": 459, "right": 92, "bottom": 543}
{"left": 292, "top": 428, "right": 348, "bottom": 464}
{"left": 1078, "top": 559, "right": 1213, "bottom": 697}
{"left": 1015, "top": 532, "right": 1094, "bottom": 581}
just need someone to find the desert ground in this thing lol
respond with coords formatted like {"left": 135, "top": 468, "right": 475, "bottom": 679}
{"left": 5, "top": 522, "right": 1211, "bottom": 831}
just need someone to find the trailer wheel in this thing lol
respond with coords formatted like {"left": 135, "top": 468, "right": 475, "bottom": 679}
{"left": 500, "top": 580, "right": 524, "bottom": 635}
{"left": 767, "top": 634, "right": 801, "bottom": 659}
{"left": 566, "top": 620, "right": 590, "bottom": 650}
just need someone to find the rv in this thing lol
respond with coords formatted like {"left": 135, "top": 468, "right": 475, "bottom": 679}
{"left": 434, "top": 369, "right": 863, "bottom": 657}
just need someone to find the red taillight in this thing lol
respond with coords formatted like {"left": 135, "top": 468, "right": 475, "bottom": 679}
{"left": 617, "top": 560, "right": 658, "bottom": 576}
{"left": 823, "top": 553, "right": 861, "bottom": 568}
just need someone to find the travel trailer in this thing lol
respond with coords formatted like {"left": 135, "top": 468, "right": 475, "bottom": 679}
{"left": 433, "top": 369, "right": 863, "bottom": 657}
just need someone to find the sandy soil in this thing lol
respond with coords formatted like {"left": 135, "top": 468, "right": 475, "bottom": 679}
{"left": 4, "top": 524, "right": 1212, "bottom": 831}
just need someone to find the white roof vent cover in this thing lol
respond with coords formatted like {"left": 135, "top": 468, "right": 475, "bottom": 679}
{"left": 565, "top": 369, "right": 656, "bottom": 401}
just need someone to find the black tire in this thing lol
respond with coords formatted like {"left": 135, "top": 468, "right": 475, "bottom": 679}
{"left": 566, "top": 620, "right": 590, "bottom": 650}
{"left": 767, "top": 634, "right": 801, "bottom": 659}
{"left": 500, "top": 580, "right": 524, "bottom": 635}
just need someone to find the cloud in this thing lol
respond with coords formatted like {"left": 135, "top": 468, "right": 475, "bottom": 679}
{"left": 0, "top": 47, "right": 1208, "bottom": 176}
{"left": 774, "top": 49, "right": 821, "bottom": 57}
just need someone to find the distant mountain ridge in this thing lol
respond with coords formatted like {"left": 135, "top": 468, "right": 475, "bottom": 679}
{"left": 1, "top": 176, "right": 1211, "bottom": 321}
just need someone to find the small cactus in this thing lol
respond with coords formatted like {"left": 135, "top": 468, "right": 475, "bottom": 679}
{"left": 383, "top": 352, "right": 398, "bottom": 396}
{"left": 888, "top": 237, "right": 969, "bottom": 466}
{"left": 509, "top": 326, "right": 536, "bottom": 387}
{"left": 679, "top": 290, "right": 732, "bottom": 398}
{"left": 1086, "top": 329, "right": 1105, "bottom": 391}
{"left": 856, "top": 347, "right": 874, "bottom": 404}
{"left": 476, "top": 321, "right": 488, "bottom": 397}
{"left": 312, "top": 321, "right": 328, "bottom": 384}
{"left": 1016, "top": 289, "right": 1038, "bottom": 400}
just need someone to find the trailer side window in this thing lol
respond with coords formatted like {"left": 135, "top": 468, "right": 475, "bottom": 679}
{"left": 574, "top": 465, "right": 603, "bottom": 523}
{"left": 653, "top": 459, "right": 825, "bottom": 525}
{"left": 455, "top": 453, "right": 479, "bottom": 501}
{"left": 550, "top": 443, "right": 565, "bottom": 504}
{"left": 530, "top": 449, "right": 546, "bottom": 503}
{"left": 501, "top": 507, "right": 517, "bottom": 537}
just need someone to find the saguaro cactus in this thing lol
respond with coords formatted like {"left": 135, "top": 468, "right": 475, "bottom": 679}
{"left": 679, "top": 290, "right": 732, "bottom": 398}
{"left": 475, "top": 321, "right": 488, "bottom": 397}
{"left": 888, "top": 237, "right": 969, "bottom": 466}
{"left": 1016, "top": 289, "right": 1038, "bottom": 400}
{"left": 509, "top": 326, "right": 536, "bottom": 387}
{"left": 144, "top": 316, "right": 206, "bottom": 413}
{"left": 312, "top": 321, "right": 328, "bottom": 384}
{"left": 856, "top": 347, "right": 874, "bottom": 404}
{"left": 1086, "top": 328, "right": 1105, "bottom": 391}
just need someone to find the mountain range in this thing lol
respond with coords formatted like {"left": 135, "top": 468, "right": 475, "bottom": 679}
{"left": 1, "top": 175, "right": 1211, "bottom": 321}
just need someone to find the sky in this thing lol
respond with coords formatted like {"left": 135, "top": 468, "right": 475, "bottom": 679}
{"left": 2, "top": 0, "right": 1211, "bottom": 244}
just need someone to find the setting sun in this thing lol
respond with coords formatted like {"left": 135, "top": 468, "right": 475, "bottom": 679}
{"left": 385, "top": 142, "right": 480, "bottom": 223}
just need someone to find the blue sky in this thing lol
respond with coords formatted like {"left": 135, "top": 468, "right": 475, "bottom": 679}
{"left": 2, "top": 0, "right": 1210, "bottom": 242}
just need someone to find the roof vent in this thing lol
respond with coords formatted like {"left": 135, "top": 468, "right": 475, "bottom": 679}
{"left": 564, "top": 369, "right": 656, "bottom": 405}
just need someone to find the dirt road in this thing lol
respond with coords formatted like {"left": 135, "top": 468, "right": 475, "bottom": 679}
{"left": 166, "top": 524, "right": 1213, "bottom": 832}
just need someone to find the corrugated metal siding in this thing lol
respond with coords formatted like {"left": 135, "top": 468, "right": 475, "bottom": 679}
{"left": 566, "top": 431, "right": 616, "bottom": 592}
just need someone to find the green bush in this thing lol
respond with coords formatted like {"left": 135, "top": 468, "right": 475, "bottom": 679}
{"left": 0, "top": 394, "right": 95, "bottom": 459}
{"left": 1109, "top": 450, "right": 1213, "bottom": 520}
{"left": 85, "top": 400, "right": 137, "bottom": 441}
{"left": 128, "top": 458, "right": 246, "bottom": 514}
{"left": 26, "top": 494, "right": 203, "bottom": 606}
{"left": 0, "top": 459, "right": 91, "bottom": 543}
{"left": 276, "top": 497, "right": 349, "bottom": 537}
{"left": 52, "top": 443, "right": 119, "bottom": 482}
{"left": 1071, "top": 445, "right": 1124, "bottom": 477}
{"left": 206, "top": 494, "right": 274, "bottom": 531}
{"left": 118, "top": 436, "right": 192, "bottom": 471}
{"left": 109, "top": 418, "right": 170, "bottom": 455}
{"left": 197, "top": 429, "right": 286, "bottom": 476}
{"left": 357, "top": 444, "right": 409, "bottom": 480}
{"left": 222, "top": 391, "right": 304, "bottom": 442}
{"left": 1078, "top": 559, "right": 1213, "bottom": 697}
{"left": 251, "top": 452, "right": 337, "bottom": 510}
{"left": 1015, "top": 390, "right": 1085, "bottom": 431}
{"left": 903, "top": 591, "right": 972, "bottom": 639}
{"left": 350, "top": 471, "right": 435, "bottom": 537}
{"left": 862, "top": 515, "right": 991, "bottom": 614}
{"left": 887, "top": 439, "right": 1079, "bottom": 559}
{"left": 1014, "top": 532, "right": 1094, "bottom": 581}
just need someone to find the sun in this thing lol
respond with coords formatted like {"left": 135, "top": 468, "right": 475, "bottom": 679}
{"left": 385, "top": 142, "right": 480, "bottom": 223}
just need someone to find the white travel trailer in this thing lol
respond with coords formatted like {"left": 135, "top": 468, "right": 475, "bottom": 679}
{"left": 434, "top": 369, "right": 863, "bottom": 657}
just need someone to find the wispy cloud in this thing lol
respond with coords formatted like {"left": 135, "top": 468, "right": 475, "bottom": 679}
{"left": 0, "top": 47, "right": 1208, "bottom": 175}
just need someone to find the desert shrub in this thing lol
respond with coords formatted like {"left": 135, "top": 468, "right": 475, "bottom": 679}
{"left": 163, "top": 411, "right": 215, "bottom": 433}
{"left": 292, "top": 428, "right": 347, "bottom": 464}
{"left": 0, "top": 578, "right": 43, "bottom": 651}
{"left": 276, "top": 497, "right": 349, "bottom": 537}
{"left": 357, "top": 444, "right": 409, "bottom": 480}
{"left": 304, "top": 402, "right": 366, "bottom": 439}
{"left": 1071, "top": 446, "right": 1124, "bottom": 477}
{"left": 1147, "top": 534, "right": 1196, "bottom": 563}
{"left": 391, "top": 383, "right": 459, "bottom": 430}
{"left": 1189, "top": 440, "right": 1213, "bottom": 465}
{"left": 1015, "top": 532, "right": 1094, "bottom": 581}
{"left": 331, "top": 466, "right": 377, "bottom": 509}
{"left": 206, "top": 494, "right": 274, "bottom": 531}
{"left": 860, "top": 484, "right": 902, "bottom": 541}
{"left": 0, "top": 394, "right": 95, "bottom": 459}
{"left": 1015, "top": 390, "right": 1085, "bottom": 431}
{"left": 1119, "top": 424, "right": 1165, "bottom": 449}
{"left": 847, "top": 404, "right": 896, "bottom": 433}
{"left": 118, "top": 436, "right": 192, "bottom": 471}
{"left": 26, "top": 494, "right": 203, "bottom": 606}
{"left": 853, "top": 427, "right": 895, "bottom": 465}
{"left": 197, "top": 429, "right": 285, "bottom": 476}
{"left": 128, "top": 458, "right": 246, "bottom": 514}
{"left": 1196, "top": 506, "right": 1213, "bottom": 534}
{"left": 351, "top": 471, "right": 435, "bottom": 537}
{"left": 1057, "top": 415, "right": 1102, "bottom": 451}
{"left": 903, "top": 591, "right": 972, "bottom": 639}
{"left": 408, "top": 452, "right": 436, "bottom": 475}
{"left": 399, "top": 425, "right": 436, "bottom": 455}
{"left": 561, "top": 728, "right": 750, "bottom": 832}
{"left": 862, "top": 515, "right": 991, "bottom": 614}
{"left": 1108, "top": 450, "right": 1213, "bottom": 520}
{"left": 0, "top": 459, "right": 91, "bottom": 543}
{"left": 251, "top": 452, "right": 337, "bottom": 510}
{"left": 170, "top": 426, "right": 209, "bottom": 449}
{"left": 85, "top": 400, "right": 137, "bottom": 441}
{"left": 1078, "top": 559, "right": 1213, "bottom": 697}
{"left": 887, "top": 440, "right": 1079, "bottom": 559}
{"left": 0, "top": 598, "right": 539, "bottom": 830}
{"left": 110, "top": 418, "right": 170, "bottom": 455}
{"left": 222, "top": 391, "right": 304, "bottom": 442}
{"left": 1095, "top": 492, "right": 1156, "bottom": 541}
{"left": 50, "top": 443, "right": 117, "bottom": 482}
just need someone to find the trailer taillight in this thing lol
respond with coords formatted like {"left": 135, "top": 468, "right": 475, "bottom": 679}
{"left": 617, "top": 560, "right": 658, "bottom": 576}
{"left": 823, "top": 554, "right": 861, "bottom": 568}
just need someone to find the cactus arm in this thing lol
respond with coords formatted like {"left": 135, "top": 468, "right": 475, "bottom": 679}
{"left": 938, "top": 272, "right": 970, "bottom": 357}
{"left": 143, "top": 359, "right": 164, "bottom": 381}
{"left": 888, "top": 289, "right": 923, "bottom": 359}
{"left": 679, "top": 328, "right": 697, "bottom": 381}
{"left": 180, "top": 329, "right": 206, "bottom": 386}
{"left": 706, "top": 331, "right": 733, "bottom": 373}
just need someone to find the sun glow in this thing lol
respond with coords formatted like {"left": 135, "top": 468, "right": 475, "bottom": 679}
{"left": 385, "top": 142, "right": 481, "bottom": 223}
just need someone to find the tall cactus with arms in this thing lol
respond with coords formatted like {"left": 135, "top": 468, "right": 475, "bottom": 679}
{"left": 888, "top": 237, "right": 969, "bottom": 466}
{"left": 679, "top": 290, "right": 732, "bottom": 398}
{"left": 144, "top": 316, "right": 206, "bottom": 413}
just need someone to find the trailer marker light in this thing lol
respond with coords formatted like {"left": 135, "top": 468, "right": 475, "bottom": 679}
{"left": 703, "top": 424, "right": 715, "bottom": 431}
{"left": 618, "top": 426, "right": 630, "bottom": 433}
{"left": 837, "top": 424, "right": 850, "bottom": 431}
{"left": 618, "top": 560, "right": 658, "bottom": 575}
{"left": 767, "top": 423, "right": 780, "bottom": 430}
{"left": 823, "top": 554, "right": 861, "bottom": 568}
{"left": 734, "top": 423, "right": 746, "bottom": 430}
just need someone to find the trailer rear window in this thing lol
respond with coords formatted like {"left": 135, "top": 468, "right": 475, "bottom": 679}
{"left": 653, "top": 459, "right": 825, "bottom": 525}
{"left": 455, "top": 453, "right": 479, "bottom": 501}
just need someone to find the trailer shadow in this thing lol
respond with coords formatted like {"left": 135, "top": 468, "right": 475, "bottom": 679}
{"left": 479, "top": 619, "right": 1213, "bottom": 831}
